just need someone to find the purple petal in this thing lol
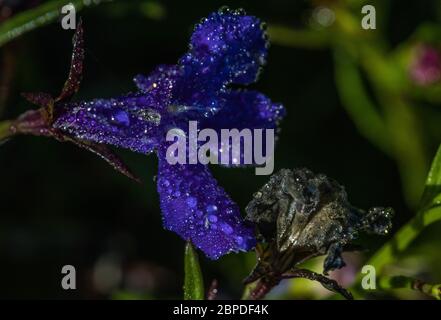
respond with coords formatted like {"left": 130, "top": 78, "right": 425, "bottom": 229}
{"left": 175, "top": 8, "right": 268, "bottom": 108}
{"left": 53, "top": 93, "right": 163, "bottom": 154}
{"left": 156, "top": 146, "right": 256, "bottom": 259}
{"left": 133, "top": 65, "right": 180, "bottom": 111}
{"left": 187, "top": 8, "right": 267, "bottom": 85}
{"left": 204, "top": 90, "right": 285, "bottom": 129}
{"left": 200, "top": 90, "right": 285, "bottom": 166}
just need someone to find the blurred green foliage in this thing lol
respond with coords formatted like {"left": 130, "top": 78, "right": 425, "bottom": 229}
{"left": 184, "top": 242, "right": 204, "bottom": 300}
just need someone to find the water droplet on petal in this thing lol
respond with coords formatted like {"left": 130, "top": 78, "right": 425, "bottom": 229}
{"left": 110, "top": 109, "right": 130, "bottom": 127}
{"left": 206, "top": 204, "right": 218, "bottom": 214}
{"left": 220, "top": 223, "right": 233, "bottom": 235}
{"left": 134, "top": 108, "right": 161, "bottom": 125}
{"left": 195, "top": 210, "right": 204, "bottom": 218}
{"left": 186, "top": 197, "right": 197, "bottom": 208}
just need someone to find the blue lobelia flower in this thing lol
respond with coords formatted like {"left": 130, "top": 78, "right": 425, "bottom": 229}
{"left": 30, "top": 8, "right": 285, "bottom": 259}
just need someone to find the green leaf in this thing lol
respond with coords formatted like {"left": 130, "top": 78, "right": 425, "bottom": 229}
{"left": 184, "top": 241, "right": 204, "bottom": 300}
{"left": 354, "top": 144, "right": 441, "bottom": 290}
{"left": 0, "top": 121, "right": 12, "bottom": 141}
{"left": 333, "top": 48, "right": 390, "bottom": 155}
{"left": 0, "top": 0, "right": 101, "bottom": 47}
{"left": 420, "top": 144, "right": 441, "bottom": 209}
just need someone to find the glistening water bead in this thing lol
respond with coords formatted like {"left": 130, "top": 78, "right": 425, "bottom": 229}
{"left": 110, "top": 109, "right": 130, "bottom": 127}
{"left": 220, "top": 222, "right": 233, "bottom": 234}
{"left": 207, "top": 204, "right": 218, "bottom": 214}
{"left": 208, "top": 214, "right": 218, "bottom": 223}
{"left": 134, "top": 108, "right": 161, "bottom": 125}
{"left": 186, "top": 196, "right": 198, "bottom": 208}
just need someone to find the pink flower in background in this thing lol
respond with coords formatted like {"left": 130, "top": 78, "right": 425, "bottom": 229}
{"left": 410, "top": 45, "right": 441, "bottom": 86}
{"left": 329, "top": 252, "right": 361, "bottom": 288}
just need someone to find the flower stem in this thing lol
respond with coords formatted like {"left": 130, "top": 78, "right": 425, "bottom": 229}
{"left": 364, "top": 206, "right": 441, "bottom": 275}
{"left": 378, "top": 275, "right": 441, "bottom": 300}
{"left": 0, "top": 120, "right": 13, "bottom": 141}
{"left": 241, "top": 282, "right": 257, "bottom": 300}
{"left": 352, "top": 211, "right": 441, "bottom": 298}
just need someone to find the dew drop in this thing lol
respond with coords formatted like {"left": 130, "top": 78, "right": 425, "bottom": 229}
{"left": 134, "top": 108, "right": 161, "bottom": 125}
{"left": 110, "top": 109, "right": 130, "bottom": 127}
{"left": 220, "top": 223, "right": 233, "bottom": 235}
{"left": 186, "top": 196, "right": 197, "bottom": 208}
{"left": 206, "top": 204, "right": 218, "bottom": 214}
{"left": 218, "top": 6, "right": 230, "bottom": 14}
{"left": 162, "top": 179, "right": 170, "bottom": 187}
{"left": 195, "top": 210, "right": 204, "bottom": 218}
{"left": 253, "top": 191, "right": 262, "bottom": 199}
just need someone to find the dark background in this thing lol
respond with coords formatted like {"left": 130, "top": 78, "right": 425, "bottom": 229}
{"left": 0, "top": 0, "right": 440, "bottom": 299}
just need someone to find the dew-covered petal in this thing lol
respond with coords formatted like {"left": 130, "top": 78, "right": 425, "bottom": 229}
{"left": 200, "top": 90, "right": 285, "bottom": 166}
{"left": 156, "top": 146, "right": 256, "bottom": 259}
{"left": 203, "top": 89, "right": 285, "bottom": 130}
{"left": 176, "top": 8, "right": 268, "bottom": 105}
{"left": 133, "top": 65, "right": 181, "bottom": 111}
{"left": 53, "top": 93, "right": 164, "bottom": 154}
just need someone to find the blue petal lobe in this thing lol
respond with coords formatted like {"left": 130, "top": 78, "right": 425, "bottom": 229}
{"left": 156, "top": 145, "right": 256, "bottom": 259}
{"left": 53, "top": 93, "right": 163, "bottom": 154}
{"left": 175, "top": 8, "right": 268, "bottom": 111}
{"left": 200, "top": 89, "right": 285, "bottom": 166}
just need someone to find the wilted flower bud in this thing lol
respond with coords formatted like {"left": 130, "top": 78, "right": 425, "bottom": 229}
{"left": 244, "top": 168, "right": 393, "bottom": 299}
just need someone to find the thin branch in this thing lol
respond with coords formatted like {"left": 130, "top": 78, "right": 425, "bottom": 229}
{"left": 378, "top": 275, "right": 441, "bottom": 300}
{"left": 283, "top": 269, "right": 353, "bottom": 300}
{"left": 0, "top": 120, "right": 13, "bottom": 141}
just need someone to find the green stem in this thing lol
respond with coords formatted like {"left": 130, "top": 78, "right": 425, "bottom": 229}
{"left": 333, "top": 49, "right": 391, "bottom": 155}
{"left": 378, "top": 275, "right": 441, "bottom": 300}
{"left": 0, "top": 120, "right": 13, "bottom": 141}
{"left": 268, "top": 25, "right": 330, "bottom": 49}
{"left": 352, "top": 145, "right": 441, "bottom": 296}
{"left": 0, "top": 0, "right": 106, "bottom": 47}
{"left": 367, "top": 205, "right": 441, "bottom": 273}
{"left": 241, "top": 282, "right": 257, "bottom": 300}
{"left": 350, "top": 205, "right": 441, "bottom": 298}
{"left": 347, "top": 38, "right": 428, "bottom": 206}
{"left": 380, "top": 95, "right": 427, "bottom": 206}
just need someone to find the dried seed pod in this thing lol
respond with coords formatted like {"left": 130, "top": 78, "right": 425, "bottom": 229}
{"left": 244, "top": 168, "right": 393, "bottom": 299}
